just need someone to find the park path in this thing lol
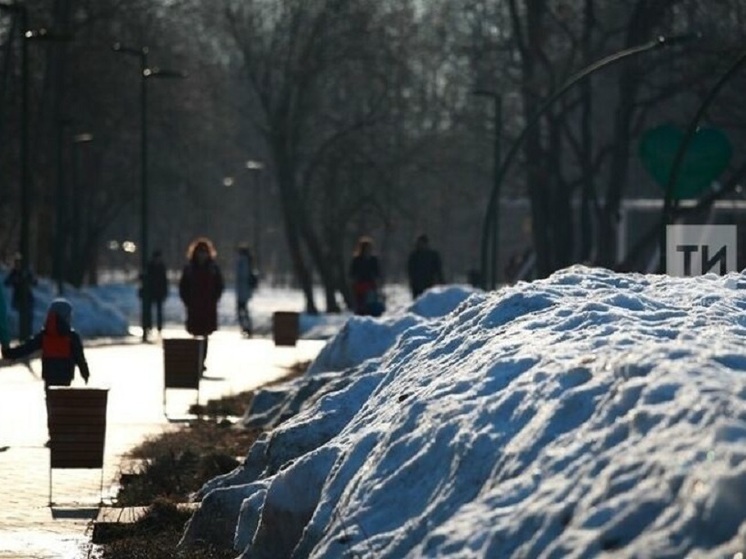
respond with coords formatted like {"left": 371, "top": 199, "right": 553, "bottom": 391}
{"left": 0, "top": 329, "right": 326, "bottom": 559}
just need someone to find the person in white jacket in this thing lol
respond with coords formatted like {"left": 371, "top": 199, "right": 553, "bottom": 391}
{"left": 235, "top": 244, "right": 257, "bottom": 337}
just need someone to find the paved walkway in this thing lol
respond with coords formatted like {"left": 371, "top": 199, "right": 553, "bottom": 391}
{"left": 0, "top": 329, "right": 326, "bottom": 558}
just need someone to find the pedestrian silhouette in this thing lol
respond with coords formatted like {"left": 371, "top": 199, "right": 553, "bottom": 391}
{"left": 406, "top": 234, "right": 444, "bottom": 299}
{"left": 349, "top": 236, "right": 384, "bottom": 316}
{"left": 178, "top": 238, "right": 224, "bottom": 371}
{"left": 146, "top": 250, "right": 169, "bottom": 334}
{"left": 235, "top": 244, "right": 257, "bottom": 337}
{"left": 4, "top": 253, "right": 37, "bottom": 340}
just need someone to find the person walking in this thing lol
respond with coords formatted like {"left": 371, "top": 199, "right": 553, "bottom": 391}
{"left": 178, "top": 237, "right": 224, "bottom": 371}
{"left": 147, "top": 250, "right": 169, "bottom": 335}
{"left": 0, "top": 279, "right": 9, "bottom": 348}
{"left": 349, "top": 236, "right": 383, "bottom": 316}
{"left": 406, "top": 234, "right": 444, "bottom": 299}
{"left": 1, "top": 298, "right": 90, "bottom": 441}
{"left": 235, "top": 244, "right": 257, "bottom": 337}
{"left": 4, "top": 253, "right": 37, "bottom": 340}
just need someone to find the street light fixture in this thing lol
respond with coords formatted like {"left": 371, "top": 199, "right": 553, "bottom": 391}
{"left": 54, "top": 122, "right": 93, "bottom": 294}
{"left": 113, "top": 42, "right": 186, "bottom": 341}
{"left": 478, "top": 33, "right": 695, "bottom": 290}
{"left": 0, "top": 2, "right": 71, "bottom": 338}
{"left": 69, "top": 132, "right": 94, "bottom": 288}
{"left": 73, "top": 132, "right": 94, "bottom": 143}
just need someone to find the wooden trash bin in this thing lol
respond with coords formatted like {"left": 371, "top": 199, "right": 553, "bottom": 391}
{"left": 47, "top": 387, "right": 109, "bottom": 505}
{"left": 162, "top": 337, "right": 204, "bottom": 415}
{"left": 273, "top": 311, "right": 300, "bottom": 346}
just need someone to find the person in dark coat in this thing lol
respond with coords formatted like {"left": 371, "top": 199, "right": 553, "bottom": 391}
{"left": 2, "top": 298, "right": 90, "bottom": 439}
{"left": 235, "top": 244, "right": 256, "bottom": 337}
{"left": 147, "top": 250, "right": 169, "bottom": 334}
{"left": 407, "top": 234, "right": 444, "bottom": 299}
{"left": 178, "top": 237, "right": 224, "bottom": 370}
{"left": 4, "top": 253, "right": 37, "bottom": 340}
{"left": 349, "top": 236, "right": 383, "bottom": 316}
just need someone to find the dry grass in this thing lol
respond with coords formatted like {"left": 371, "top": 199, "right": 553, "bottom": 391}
{"left": 116, "top": 420, "right": 261, "bottom": 507}
{"left": 95, "top": 360, "right": 312, "bottom": 559}
{"left": 94, "top": 498, "right": 235, "bottom": 558}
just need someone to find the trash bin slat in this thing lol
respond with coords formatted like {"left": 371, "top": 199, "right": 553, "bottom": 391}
{"left": 48, "top": 388, "right": 108, "bottom": 471}
{"left": 163, "top": 338, "right": 202, "bottom": 389}
{"left": 273, "top": 311, "right": 299, "bottom": 346}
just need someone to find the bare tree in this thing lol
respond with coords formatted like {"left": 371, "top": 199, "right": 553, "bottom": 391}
{"left": 181, "top": 0, "right": 423, "bottom": 312}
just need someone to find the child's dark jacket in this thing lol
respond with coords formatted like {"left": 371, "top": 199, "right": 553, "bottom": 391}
{"left": 2, "top": 312, "right": 90, "bottom": 386}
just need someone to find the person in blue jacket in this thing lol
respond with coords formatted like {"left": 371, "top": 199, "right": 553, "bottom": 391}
{"left": 1, "top": 298, "right": 90, "bottom": 438}
{"left": 235, "top": 244, "right": 257, "bottom": 337}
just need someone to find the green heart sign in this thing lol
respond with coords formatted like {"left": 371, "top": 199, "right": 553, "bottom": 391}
{"left": 639, "top": 124, "right": 732, "bottom": 199}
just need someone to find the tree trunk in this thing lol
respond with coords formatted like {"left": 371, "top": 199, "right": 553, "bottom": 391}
{"left": 579, "top": 0, "right": 595, "bottom": 262}
{"left": 516, "top": 0, "right": 553, "bottom": 278}
{"left": 597, "top": 67, "right": 636, "bottom": 268}
{"left": 548, "top": 111, "right": 573, "bottom": 271}
{"left": 597, "top": 0, "right": 680, "bottom": 268}
{"left": 275, "top": 157, "right": 318, "bottom": 314}
{"left": 301, "top": 229, "right": 342, "bottom": 313}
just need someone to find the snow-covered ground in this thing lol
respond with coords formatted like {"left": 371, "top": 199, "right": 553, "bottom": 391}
{"left": 0, "top": 272, "right": 130, "bottom": 339}
{"left": 178, "top": 266, "right": 746, "bottom": 558}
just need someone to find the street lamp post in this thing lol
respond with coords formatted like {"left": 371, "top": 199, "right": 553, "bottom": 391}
{"left": 113, "top": 43, "right": 185, "bottom": 341}
{"left": 0, "top": 2, "right": 71, "bottom": 338}
{"left": 70, "top": 132, "right": 93, "bottom": 286}
{"left": 246, "top": 160, "right": 264, "bottom": 266}
{"left": 55, "top": 118, "right": 72, "bottom": 294}
{"left": 478, "top": 34, "right": 695, "bottom": 290}
{"left": 0, "top": 3, "right": 30, "bottom": 338}
{"left": 0, "top": 3, "right": 28, "bottom": 268}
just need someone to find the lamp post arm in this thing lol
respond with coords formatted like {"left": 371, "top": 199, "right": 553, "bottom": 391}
{"left": 145, "top": 68, "right": 188, "bottom": 79}
{"left": 479, "top": 33, "right": 695, "bottom": 289}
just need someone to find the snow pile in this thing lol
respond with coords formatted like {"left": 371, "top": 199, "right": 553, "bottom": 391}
{"left": 183, "top": 266, "right": 746, "bottom": 557}
{"left": 239, "top": 285, "right": 479, "bottom": 431}
{"left": 1, "top": 271, "right": 128, "bottom": 339}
